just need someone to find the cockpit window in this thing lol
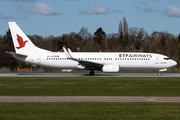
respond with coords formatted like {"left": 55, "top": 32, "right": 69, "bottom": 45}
{"left": 164, "top": 58, "right": 170, "bottom": 60}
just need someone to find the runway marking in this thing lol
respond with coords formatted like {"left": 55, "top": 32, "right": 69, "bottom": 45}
{"left": 1, "top": 96, "right": 180, "bottom": 103}
{"left": 145, "top": 96, "right": 155, "bottom": 102}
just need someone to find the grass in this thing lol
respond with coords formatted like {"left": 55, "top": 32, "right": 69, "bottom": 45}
{"left": 1, "top": 77, "right": 180, "bottom": 120}
{"left": 0, "top": 77, "right": 180, "bottom": 96}
{"left": 0, "top": 103, "right": 180, "bottom": 120}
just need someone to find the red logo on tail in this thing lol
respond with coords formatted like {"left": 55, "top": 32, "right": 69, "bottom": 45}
{"left": 16, "top": 34, "right": 28, "bottom": 49}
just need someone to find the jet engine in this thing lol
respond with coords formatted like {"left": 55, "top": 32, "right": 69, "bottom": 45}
{"left": 102, "top": 64, "right": 120, "bottom": 73}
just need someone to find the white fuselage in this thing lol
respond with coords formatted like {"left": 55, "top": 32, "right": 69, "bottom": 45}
{"left": 15, "top": 52, "right": 177, "bottom": 71}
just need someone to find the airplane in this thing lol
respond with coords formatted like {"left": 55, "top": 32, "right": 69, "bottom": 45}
{"left": 6, "top": 22, "right": 177, "bottom": 75}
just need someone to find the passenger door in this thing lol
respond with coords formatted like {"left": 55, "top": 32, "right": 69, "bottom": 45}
{"left": 155, "top": 56, "right": 159, "bottom": 64}
{"left": 37, "top": 55, "right": 41, "bottom": 64}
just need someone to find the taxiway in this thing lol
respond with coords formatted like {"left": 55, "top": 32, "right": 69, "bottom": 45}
{"left": 0, "top": 73, "right": 180, "bottom": 77}
{"left": 0, "top": 96, "right": 180, "bottom": 103}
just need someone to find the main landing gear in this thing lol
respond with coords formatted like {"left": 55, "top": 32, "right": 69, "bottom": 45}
{"left": 89, "top": 70, "right": 95, "bottom": 75}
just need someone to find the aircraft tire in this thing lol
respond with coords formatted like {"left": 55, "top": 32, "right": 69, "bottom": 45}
{"left": 89, "top": 70, "right": 95, "bottom": 75}
{"left": 157, "top": 72, "right": 161, "bottom": 76}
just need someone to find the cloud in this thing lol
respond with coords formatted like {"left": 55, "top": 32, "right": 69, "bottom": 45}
{"left": 66, "top": 0, "right": 79, "bottom": 1}
{"left": 135, "top": 2, "right": 180, "bottom": 18}
{"left": 17, "top": 2, "right": 61, "bottom": 15}
{"left": 164, "top": 6, "right": 180, "bottom": 17}
{"left": 138, "top": 0, "right": 148, "bottom": 6}
{"left": 0, "top": 12, "right": 16, "bottom": 19}
{"left": 135, "top": 5, "right": 161, "bottom": 14}
{"left": 78, "top": 3, "right": 118, "bottom": 15}
{"left": 143, "top": 7, "right": 156, "bottom": 13}
{"left": 5, "top": 0, "right": 35, "bottom": 2}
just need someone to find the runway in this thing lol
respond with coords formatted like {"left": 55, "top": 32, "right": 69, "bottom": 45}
{"left": 0, "top": 96, "right": 180, "bottom": 103}
{"left": 0, "top": 73, "right": 180, "bottom": 77}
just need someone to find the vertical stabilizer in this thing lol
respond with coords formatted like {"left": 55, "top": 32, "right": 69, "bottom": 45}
{"left": 8, "top": 22, "right": 51, "bottom": 54}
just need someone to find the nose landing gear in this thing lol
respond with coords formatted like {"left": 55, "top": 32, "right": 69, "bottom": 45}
{"left": 157, "top": 69, "right": 167, "bottom": 76}
{"left": 157, "top": 72, "right": 161, "bottom": 76}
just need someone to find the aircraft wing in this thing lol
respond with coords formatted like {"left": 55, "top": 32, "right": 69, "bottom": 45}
{"left": 77, "top": 59, "right": 104, "bottom": 70}
{"left": 63, "top": 47, "right": 103, "bottom": 70}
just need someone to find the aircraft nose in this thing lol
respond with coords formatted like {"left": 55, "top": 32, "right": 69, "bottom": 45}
{"left": 171, "top": 60, "right": 177, "bottom": 67}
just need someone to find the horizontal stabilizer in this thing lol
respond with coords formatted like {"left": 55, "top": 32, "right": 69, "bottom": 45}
{"left": 5, "top": 51, "right": 27, "bottom": 57}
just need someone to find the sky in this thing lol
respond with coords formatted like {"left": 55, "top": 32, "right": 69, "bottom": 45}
{"left": 1, "top": 0, "right": 180, "bottom": 37}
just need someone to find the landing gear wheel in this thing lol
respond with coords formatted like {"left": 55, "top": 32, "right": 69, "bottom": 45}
{"left": 89, "top": 70, "right": 95, "bottom": 75}
{"left": 157, "top": 72, "right": 161, "bottom": 76}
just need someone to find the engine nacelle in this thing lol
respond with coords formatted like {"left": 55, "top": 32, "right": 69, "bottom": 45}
{"left": 102, "top": 64, "right": 120, "bottom": 73}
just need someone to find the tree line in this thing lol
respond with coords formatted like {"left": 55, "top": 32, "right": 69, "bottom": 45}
{"left": 0, "top": 17, "right": 180, "bottom": 70}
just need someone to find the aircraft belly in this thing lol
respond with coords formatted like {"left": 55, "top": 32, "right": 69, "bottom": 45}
{"left": 119, "top": 61, "right": 152, "bottom": 69}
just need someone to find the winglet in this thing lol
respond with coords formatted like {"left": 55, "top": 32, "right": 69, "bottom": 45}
{"left": 63, "top": 47, "right": 73, "bottom": 59}
{"left": 68, "top": 48, "right": 72, "bottom": 53}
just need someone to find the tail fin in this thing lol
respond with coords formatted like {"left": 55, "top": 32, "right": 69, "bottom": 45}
{"left": 8, "top": 22, "right": 51, "bottom": 54}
